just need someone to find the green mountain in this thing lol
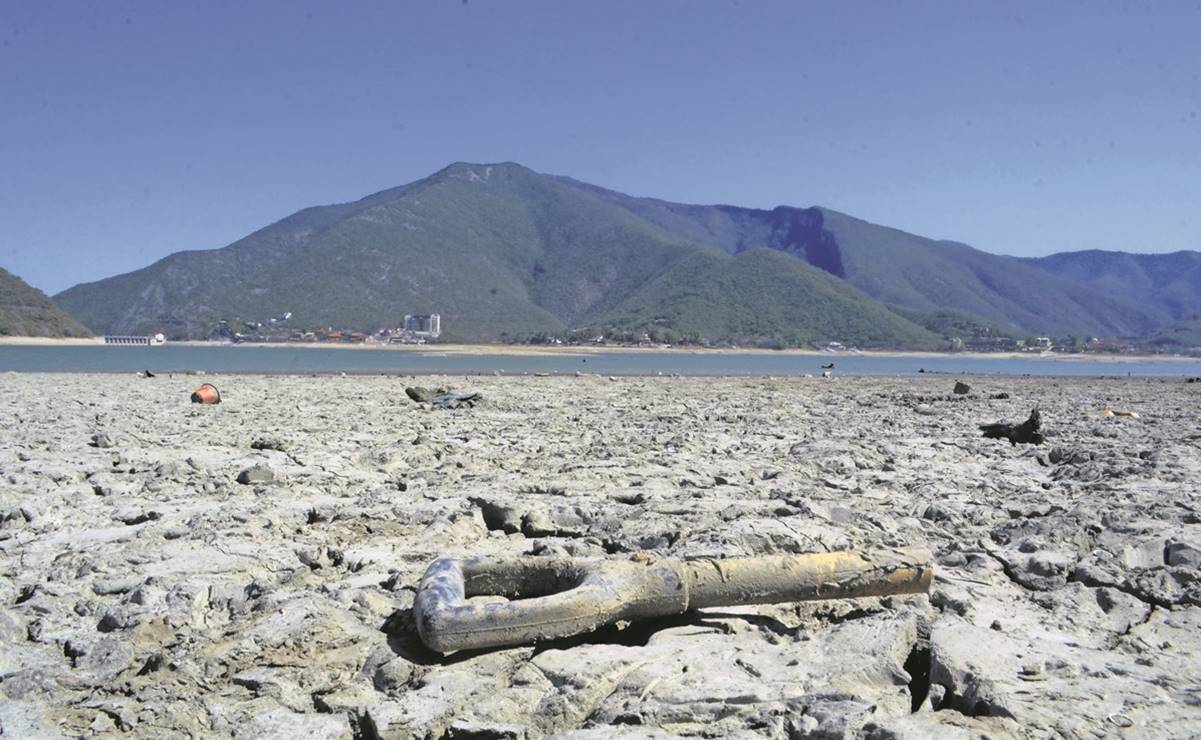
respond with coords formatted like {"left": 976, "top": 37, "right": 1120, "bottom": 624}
{"left": 1024, "top": 250, "right": 1201, "bottom": 325}
{"left": 53, "top": 162, "right": 1170, "bottom": 345}
{"left": 591, "top": 248, "right": 939, "bottom": 348}
{"left": 54, "top": 163, "right": 938, "bottom": 347}
{"left": 0, "top": 267, "right": 91, "bottom": 338}
{"left": 568, "top": 180, "right": 1163, "bottom": 337}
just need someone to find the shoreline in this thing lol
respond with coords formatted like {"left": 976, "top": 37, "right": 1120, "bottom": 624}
{"left": 0, "top": 335, "right": 1195, "bottom": 364}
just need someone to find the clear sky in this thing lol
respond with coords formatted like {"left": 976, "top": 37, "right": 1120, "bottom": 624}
{"left": 2, "top": 1, "right": 1199, "bottom": 294}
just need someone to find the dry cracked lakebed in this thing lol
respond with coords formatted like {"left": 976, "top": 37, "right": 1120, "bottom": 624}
{"left": 1, "top": 372, "right": 1199, "bottom": 738}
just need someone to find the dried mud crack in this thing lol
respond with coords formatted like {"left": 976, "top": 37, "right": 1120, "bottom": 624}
{"left": 0, "top": 373, "right": 1199, "bottom": 737}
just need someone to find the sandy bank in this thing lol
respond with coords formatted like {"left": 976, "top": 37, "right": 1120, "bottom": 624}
{"left": 162, "top": 339, "right": 1196, "bottom": 364}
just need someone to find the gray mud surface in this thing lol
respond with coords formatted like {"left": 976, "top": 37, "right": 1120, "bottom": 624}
{"left": 1, "top": 373, "right": 1199, "bottom": 738}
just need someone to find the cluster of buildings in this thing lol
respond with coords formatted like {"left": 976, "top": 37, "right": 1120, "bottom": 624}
{"left": 957, "top": 335, "right": 1052, "bottom": 352}
{"left": 954, "top": 334, "right": 1142, "bottom": 354}
{"left": 313, "top": 314, "right": 443, "bottom": 345}
{"left": 212, "top": 312, "right": 443, "bottom": 344}
{"left": 213, "top": 312, "right": 294, "bottom": 342}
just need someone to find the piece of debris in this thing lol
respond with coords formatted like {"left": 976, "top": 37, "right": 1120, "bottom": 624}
{"left": 914, "top": 404, "right": 937, "bottom": 416}
{"left": 991, "top": 392, "right": 1010, "bottom": 400}
{"left": 190, "top": 383, "right": 221, "bottom": 404}
{"left": 404, "top": 386, "right": 435, "bottom": 403}
{"left": 137, "top": 370, "right": 156, "bottom": 378}
{"left": 1099, "top": 407, "right": 1140, "bottom": 418}
{"left": 414, "top": 548, "right": 933, "bottom": 652}
{"left": 250, "top": 436, "right": 288, "bottom": 452}
{"left": 821, "top": 371, "right": 833, "bottom": 378}
{"left": 432, "top": 391, "right": 482, "bottom": 409}
{"left": 979, "top": 407, "right": 1044, "bottom": 445}
{"left": 89, "top": 433, "right": 117, "bottom": 449}
{"left": 111, "top": 508, "right": 160, "bottom": 526}
{"left": 820, "top": 363, "right": 835, "bottom": 369}
{"left": 236, "top": 465, "right": 274, "bottom": 485}
{"left": 953, "top": 381, "right": 971, "bottom": 395}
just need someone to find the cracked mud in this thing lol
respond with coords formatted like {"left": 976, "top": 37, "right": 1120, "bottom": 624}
{"left": 1, "top": 373, "right": 1199, "bottom": 738}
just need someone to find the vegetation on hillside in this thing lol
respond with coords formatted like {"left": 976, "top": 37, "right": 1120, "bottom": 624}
{"left": 0, "top": 268, "right": 92, "bottom": 338}
{"left": 1149, "top": 314, "right": 1201, "bottom": 349}
{"left": 54, "top": 164, "right": 937, "bottom": 347}
{"left": 578, "top": 181, "right": 1168, "bottom": 338}
{"left": 1025, "top": 250, "right": 1201, "bottom": 324}
{"left": 589, "top": 249, "right": 940, "bottom": 349}
{"left": 52, "top": 161, "right": 1197, "bottom": 347}
{"left": 888, "top": 306, "right": 1020, "bottom": 342}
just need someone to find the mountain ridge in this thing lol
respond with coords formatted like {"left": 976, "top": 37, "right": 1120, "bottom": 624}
{"left": 566, "top": 180, "right": 1167, "bottom": 337}
{"left": 52, "top": 162, "right": 1194, "bottom": 347}
{"left": 1023, "top": 249, "right": 1201, "bottom": 324}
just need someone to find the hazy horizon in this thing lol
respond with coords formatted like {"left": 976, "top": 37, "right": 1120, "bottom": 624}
{"left": 2, "top": 1, "right": 1199, "bottom": 294}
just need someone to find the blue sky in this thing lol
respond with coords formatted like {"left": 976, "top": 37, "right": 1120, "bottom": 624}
{"left": 2, "top": 1, "right": 1199, "bottom": 294}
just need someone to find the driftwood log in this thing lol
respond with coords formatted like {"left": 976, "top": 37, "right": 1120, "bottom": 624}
{"left": 980, "top": 407, "right": 1044, "bottom": 445}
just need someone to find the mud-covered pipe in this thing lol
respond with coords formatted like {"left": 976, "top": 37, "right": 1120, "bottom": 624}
{"left": 681, "top": 547, "right": 933, "bottom": 609}
{"left": 414, "top": 548, "right": 933, "bottom": 653}
{"left": 414, "top": 557, "right": 689, "bottom": 653}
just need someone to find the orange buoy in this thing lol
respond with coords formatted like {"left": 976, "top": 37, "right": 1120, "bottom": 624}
{"left": 191, "top": 383, "right": 221, "bottom": 404}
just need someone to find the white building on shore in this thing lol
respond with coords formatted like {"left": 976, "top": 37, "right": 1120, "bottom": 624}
{"left": 403, "top": 314, "right": 441, "bottom": 338}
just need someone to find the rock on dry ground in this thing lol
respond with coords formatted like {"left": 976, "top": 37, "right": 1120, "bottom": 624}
{"left": 0, "top": 371, "right": 1199, "bottom": 738}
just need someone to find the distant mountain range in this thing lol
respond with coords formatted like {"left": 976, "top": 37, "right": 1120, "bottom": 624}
{"left": 1023, "top": 250, "right": 1201, "bottom": 326}
{"left": 46, "top": 162, "right": 1201, "bottom": 348}
{"left": 0, "top": 267, "right": 91, "bottom": 338}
